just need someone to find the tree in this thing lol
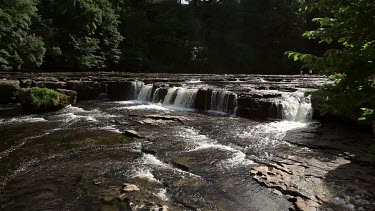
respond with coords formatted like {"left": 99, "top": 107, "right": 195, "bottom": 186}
{"left": 36, "top": 0, "right": 123, "bottom": 70}
{"left": 287, "top": 0, "right": 375, "bottom": 121}
{"left": 242, "top": 0, "right": 306, "bottom": 74}
{"left": 112, "top": 0, "right": 202, "bottom": 72}
{"left": 287, "top": 0, "right": 375, "bottom": 76}
{"left": 0, "top": 0, "right": 45, "bottom": 71}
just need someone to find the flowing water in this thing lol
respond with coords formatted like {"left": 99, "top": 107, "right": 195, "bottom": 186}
{"left": 0, "top": 78, "right": 320, "bottom": 210}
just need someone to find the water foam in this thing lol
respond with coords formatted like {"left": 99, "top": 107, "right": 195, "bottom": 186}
{"left": 131, "top": 168, "right": 161, "bottom": 183}
{"left": 125, "top": 104, "right": 170, "bottom": 111}
{"left": 0, "top": 116, "right": 47, "bottom": 125}
{"left": 178, "top": 127, "right": 254, "bottom": 168}
{"left": 138, "top": 85, "right": 154, "bottom": 101}
{"left": 276, "top": 92, "right": 313, "bottom": 122}
{"left": 154, "top": 188, "right": 169, "bottom": 201}
{"left": 132, "top": 154, "right": 200, "bottom": 177}
{"left": 235, "top": 121, "right": 308, "bottom": 153}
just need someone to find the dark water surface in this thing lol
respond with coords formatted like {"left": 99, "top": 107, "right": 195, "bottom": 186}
{"left": 0, "top": 100, "right": 315, "bottom": 210}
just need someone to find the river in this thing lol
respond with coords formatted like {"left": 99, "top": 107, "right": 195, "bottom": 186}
{"left": 0, "top": 74, "right": 374, "bottom": 211}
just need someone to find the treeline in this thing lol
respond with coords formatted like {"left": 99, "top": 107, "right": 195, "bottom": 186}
{"left": 0, "top": 0, "right": 316, "bottom": 74}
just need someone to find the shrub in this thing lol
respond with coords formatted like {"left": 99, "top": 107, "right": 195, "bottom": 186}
{"left": 312, "top": 74, "right": 375, "bottom": 123}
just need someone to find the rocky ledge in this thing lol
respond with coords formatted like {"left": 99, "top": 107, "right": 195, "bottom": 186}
{"left": 0, "top": 72, "right": 326, "bottom": 121}
{"left": 250, "top": 123, "right": 375, "bottom": 211}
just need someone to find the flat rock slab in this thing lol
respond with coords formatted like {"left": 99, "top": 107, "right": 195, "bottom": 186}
{"left": 251, "top": 153, "right": 375, "bottom": 211}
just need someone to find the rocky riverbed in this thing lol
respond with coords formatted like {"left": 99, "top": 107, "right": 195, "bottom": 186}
{"left": 0, "top": 73, "right": 374, "bottom": 211}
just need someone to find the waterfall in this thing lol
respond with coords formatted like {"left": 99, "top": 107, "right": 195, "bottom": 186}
{"left": 275, "top": 92, "right": 313, "bottom": 122}
{"left": 210, "top": 90, "right": 238, "bottom": 114}
{"left": 163, "top": 88, "right": 179, "bottom": 105}
{"left": 130, "top": 83, "right": 237, "bottom": 114}
{"left": 173, "top": 89, "right": 198, "bottom": 108}
{"left": 138, "top": 85, "right": 153, "bottom": 101}
{"left": 152, "top": 88, "right": 161, "bottom": 103}
{"left": 131, "top": 81, "right": 144, "bottom": 99}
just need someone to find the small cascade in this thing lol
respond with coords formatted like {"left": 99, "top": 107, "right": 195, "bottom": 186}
{"left": 152, "top": 88, "right": 161, "bottom": 103}
{"left": 173, "top": 88, "right": 198, "bottom": 108}
{"left": 163, "top": 88, "right": 179, "bottom": 105}
{"left": 130, "top": 83, "right": 238, "bottom": 114}
{"left": 131, "top": 81, "right": 144, "bottom": 99}
{"left": 138, "top": 85, "right": 153, "bottom": 101}
{"left": 210, "top": 90, "right": 238, "bottom": 114}
{"left": 275, "top": 92, "right": 313, "bottom": 122}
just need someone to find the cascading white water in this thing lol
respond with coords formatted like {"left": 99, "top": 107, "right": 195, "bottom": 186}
{"left": 131, "top": 83, "right": 238, "bottom": 114}
{"left": 163, "top": 88, "right": 179, "bottom": 105}
{"left": 137, "top": 85, "right": 153, "bottom": 101}
{"left": 210, "top": 90, "right": 237, "bottom": 114}
{"left": 173, "top": 88, "right": 198, "bottom": 108}
{"left": 131, "top": 81, "right": 144, "bottom": 99}
{"left": 152, "top": 88, "right": 161, "bottom": 103}
{"left": 275, "top": 92, "right": 313, "bottom": 122}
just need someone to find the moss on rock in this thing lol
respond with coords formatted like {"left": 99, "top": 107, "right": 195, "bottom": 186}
{"left": 19, "top": 87, "right": 76, "bottom": 113}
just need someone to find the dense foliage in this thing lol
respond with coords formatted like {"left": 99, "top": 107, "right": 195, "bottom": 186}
{"left": 0, "top": 0, "right": 45, "bottom": 71}
{"left": 36, "top": 0, "right": 124, "bottom": 70}
{"left": 0, "top": 0, "right": 313, "bottom": 73}
{"left": 288, "top": 0, "right": 375, "bottom": 121}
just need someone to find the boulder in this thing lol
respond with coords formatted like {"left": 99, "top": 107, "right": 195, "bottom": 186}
{"left": 56, "top": 89, "right": 77, "bottom": 105}
{"left": 0, "top": 80, "right": 20, "bottom": 104}
{"left": 18, "top": 87, "right": 75, "bottom": 113}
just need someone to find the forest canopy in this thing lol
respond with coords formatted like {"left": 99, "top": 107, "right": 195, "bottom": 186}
{"left": 0, "top": 0, "right": 317, "bottom": 74}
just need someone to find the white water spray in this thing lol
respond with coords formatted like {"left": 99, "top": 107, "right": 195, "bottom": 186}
{"left": 137, "top": 85, "right": 153, "bottom": 101}
{"left": 173, "top": 88, "right": 198, "bottom": 108}
{"left": 274, "top": 92, "right": 313, "bottom": 122}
